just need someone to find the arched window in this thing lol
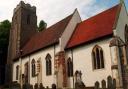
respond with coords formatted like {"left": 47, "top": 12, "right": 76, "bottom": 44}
{"left": 92, "top": 45, "right": 105, "bottom": 69}
{"left": 24, "top": 62, "right": 29, "bottom": 83}
{"left": 67, "top": 57, "right": 73, "bottom": 77}
{"left": 100, "top": 50, "right": 104, "bottom": 68}
{"left": 31, "top": 59, "right": 36, "bottom": 77}
{"left": 45, "top": 54, "right": 52, "bottom": 75}
{"left": 16, "top": 65, "right": 19, "bottom": 80}
{"left": 125, "top": 24, "right": 128, "bottom": 43}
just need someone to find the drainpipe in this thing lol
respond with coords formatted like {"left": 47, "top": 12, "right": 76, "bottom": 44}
{"left": 71, "top": 49, "right": 74, "bottom": 89}
{"left": 54, "top": 44, "right": 56, "bottom": 84}
{"left": 19, "top": 57, "right": 22, "bottom": 87}
{"left": 29, "top": 55, "right": 30, "bottom": 84}
{"left": 19, "top": 50, "right": 23, "bottom": 88}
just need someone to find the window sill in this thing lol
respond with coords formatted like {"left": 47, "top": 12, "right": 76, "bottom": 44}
{"left": 32, "top": 74, "right": 37, "bottom": 77}
{"left": 32, "top": 76, "right": 36, "bottom": 77}
{"left": 68, "top": 76, "right": 73, "bottom": 78}
{"left": 46, "top": 74, "right": 52, "bottom": 76}
{"left": 92, "top": 68, "right": 105, "bottom": 71}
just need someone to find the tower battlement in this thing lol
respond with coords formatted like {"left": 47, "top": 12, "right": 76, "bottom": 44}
{"left": 14, "top": 1, "right": 36, "bottom": 13}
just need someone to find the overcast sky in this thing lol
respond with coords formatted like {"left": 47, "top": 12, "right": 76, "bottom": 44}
{"left": 0, "top": 0, "right": 128, "bottom": 27}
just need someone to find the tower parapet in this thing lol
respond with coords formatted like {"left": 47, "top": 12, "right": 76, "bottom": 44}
{"left": 14, "top": 1, "right": 36, "bottom": 14}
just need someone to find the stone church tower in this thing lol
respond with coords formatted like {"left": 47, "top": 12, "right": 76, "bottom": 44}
{"left": 6, "top": 1, "right": 37, "bottom": 84}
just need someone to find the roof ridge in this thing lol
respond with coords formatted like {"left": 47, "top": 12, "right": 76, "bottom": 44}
{"left": 66, "top": 4, "right": 120, "bottom": 49}
{"left": 35, "top": 13, "right": 73, "bottom": 36}
{"left": 21, "top": 13, "right": 73, "bottom": 49}
{"left": 113, "top": 3, "right": 123, "bottom": 29}
{"left": 20, "top": 13, "right": 73, "bottom": 57}
{"left": 65, "top": 23, "right": 80, "bottom": 49}
{"left": 46, "top": 13, "right": 73, "bottom": 30}
{"left": 82, "top": 4, "right": 120, "bottom": 23}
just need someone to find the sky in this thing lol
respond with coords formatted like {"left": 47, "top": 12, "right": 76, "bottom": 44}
{"left": 0, "top": 0, "right": 128, "bottom": 27}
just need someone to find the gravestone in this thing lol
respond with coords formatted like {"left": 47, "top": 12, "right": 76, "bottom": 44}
{"left": 39, "top": 83, "right": 45, "bottom": 89}
{"left": 23, "top": 83, "right": 31, "bottom": 89}
{"left": 46, "top": 86, "right": 49, "bottom": 89}
{"left": 52, "top": 84, "right": 56, "bottom": 89}
{"left": 10, "top": 82, "right": 21, "bottom": 89}
{"left": 34, "top": 83, "right": 38, "bottom": 89}
{"left": 94, "top": 81, "right": 99, "bottom": 89}
{"left": 107, "top": 76, "right": 113, "bottom": 89}
{"left": 101, "top": 80, "right": 106, "bottom": 89}
{"left": 113, "top": 79, "right": 116, "bottom": 89}
{"left": 30, "top": 85, "right": 33, "bottom": 89}
{"left": 75, "top": 81, "right": 85, "bottom": 89}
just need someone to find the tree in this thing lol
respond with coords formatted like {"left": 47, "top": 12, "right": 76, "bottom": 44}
{"left": 0, "top": 20, "right": 11, "bottom": 85}
{"left": 38, "top": 20, "right": 47, "bottom": 32}
{"left": 0, "top": 20, "right": 11, "bottom": 47}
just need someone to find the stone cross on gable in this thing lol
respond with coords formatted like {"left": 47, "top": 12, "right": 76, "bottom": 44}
{"left": 120, "top": 0, "right": 124, "bottom": 4}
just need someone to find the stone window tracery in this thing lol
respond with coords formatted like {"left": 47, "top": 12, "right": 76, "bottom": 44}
{"left": 67, "top": 57, "right": 73, "bottom": 77}
{"left": 46, "top": 53, "right": 52, "bottom": 75}
{"left": 31, "top": 59, "right": 36, "bottom": 77}
{"left": 16, "top": 65, "right": 19, "bottom": 80}
{"left": 92, "top": 45, "right": 105, "bottom": 69}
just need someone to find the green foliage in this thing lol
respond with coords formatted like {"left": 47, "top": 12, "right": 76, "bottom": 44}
{"left": 0, "top": 20, "right": 11, "bottom": 47}
{"left": 0, "top": 20, "right": 11, "bottom": 65}
{"left": 38, "top": 20, "right": 47, "bottom": 32}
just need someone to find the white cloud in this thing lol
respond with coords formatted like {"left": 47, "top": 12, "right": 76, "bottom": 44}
{"left": 0, "top": 0, "right": 115, "bottom": 27}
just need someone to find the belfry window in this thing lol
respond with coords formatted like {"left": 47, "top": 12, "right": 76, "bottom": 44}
{"left": 125, "top": 24, "right": 128, "bottom": 43}
{"left": 16, "top": 65, "right": 19, "bottom": 80}
{"left": 67, "top": 57, "right": 73, "bottom": 77}
{"left": 31, "top": 59, "right": 36, "bottom": 77}
{"left": 45, "top": 54, "right": 52, "bottom": 75}
{"left": 92, "top": 45, "right": 105, "bottom": 69}
{"left": 27, "top": 14, "right": 30, "bottom": 24}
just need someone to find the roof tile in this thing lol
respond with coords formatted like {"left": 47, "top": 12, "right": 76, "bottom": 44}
{"left": 22, "top": 14, "right": 73, "bottom": 56}
{"left": 66, "top": 4, "right": 121, "bottom": 48}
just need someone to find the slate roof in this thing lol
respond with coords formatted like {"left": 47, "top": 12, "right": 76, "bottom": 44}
{"left": 21, "top": 14, "right": 73, "bottom": 56}
{"left": 66, "top": 4, "right": 121, "bottom": 49}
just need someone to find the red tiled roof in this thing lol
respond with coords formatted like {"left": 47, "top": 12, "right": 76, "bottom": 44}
{"left": 66, "top": 4, "right": 121, "bottom": 49}
{"left": 22, "top": 14, "right": 73, "bottom": 56}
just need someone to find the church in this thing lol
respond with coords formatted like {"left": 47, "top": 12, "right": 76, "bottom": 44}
{"left": 7, "top": 1, "right": 128, "bottom": 88}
